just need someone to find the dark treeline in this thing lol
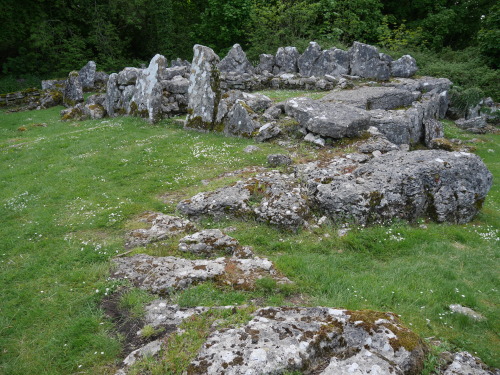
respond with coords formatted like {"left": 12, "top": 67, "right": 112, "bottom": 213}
{"left": 0, "top": 0, "right": 498, "bottom": 90}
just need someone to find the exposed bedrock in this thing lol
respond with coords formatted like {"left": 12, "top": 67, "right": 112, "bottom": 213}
{"left": 188, "top": 306, "right": 426, "bottom": 375}
{"left": 308, "top": 150, "right": 492, "bottom": 225}
{"left": 179, "top": 149, "right": 492, "bottom": 228}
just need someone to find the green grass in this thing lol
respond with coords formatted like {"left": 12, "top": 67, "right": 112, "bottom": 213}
{"left": 0, "top": 105, "right": 499, "bottom": 374}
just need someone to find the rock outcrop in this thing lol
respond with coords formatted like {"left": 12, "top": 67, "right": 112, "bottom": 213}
{"left": 188, "top": 307, "right": 426, "bottom": 374}
{"left": 63, "top": 71, "right": 84, "bottom": 107}
{"left": 125, "top": 212, "right": 196, "bottom": 249}
{"left": 310, "top": 150, "right": 492, "bottom": 225}
{"left": 111, "top": 254, "right": 291, "bottom": 294}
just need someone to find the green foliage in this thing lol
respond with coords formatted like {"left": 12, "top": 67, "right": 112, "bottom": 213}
{"left": 477, "top": 4, "right": 500, "bottom": 68}
{"left": 247, "top": 0, "right": 321, "bottom": 59}
{"left": 378, "top": 18, "right": 427, "bottom": 50}
{"left": 449, "top": 87, "right": 485, "bottom": 117}
{"left": 119, "top": 288, "right": 155, "bottom": 318}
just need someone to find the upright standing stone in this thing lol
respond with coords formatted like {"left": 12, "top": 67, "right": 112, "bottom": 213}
{"left": 311, "top": 48, "right": 350, "bottom": 77}
{"left": 255, "top": 54, "right": 275, "bottom": 74}
{"left": 185, "top": 45, "right": 222, "bottom": 131}
{"left": 390, "top": 55, "right": 418, "bottom": 78}
{"left": 63, "top": 71, "right": 84, "bottom": 107}
{"left": 298, "top": 42, "right": 322, "bottom": 76}
{"left": 273, "top": 47, "right": 300, "bottom": 74}
{"left": 349, "top": 41, "right": 390, "bottom": 81}
{"left": 129, "top": 54, "right": 167, "bottom": 123}
{"left": 218, "top": 44, "right": 254, "bottom": 75}
{"left": 78, "top": 61, "right": 97, "bottom": 91}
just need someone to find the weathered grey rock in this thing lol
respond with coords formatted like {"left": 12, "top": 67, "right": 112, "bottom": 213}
{"left": 122, "top": 340, "right": 162, "bottom": 368}
{"left": 267, "top": 154, "right": 292, "bottom": 167}
{"left": 186, "top": 45, "right": 221, "bottom": 130}
{"left": 60, "top": 103, "right": 86, "bottom": 121}
{"left": 218, "top": 44, "right": 254, "bottom": 75}
{"left": 285, "top": 97, "right": 371, "bottom": 138}
{"left": 111, "top": 254, "right": 290, "bottom": 293}
{"left": 178, "top": 172, "right": 309, "bottom": 230}
{"left": 391, "top": 55, "right": 418, "bottom": 78}
{"left": 356, "top": 129, "right": 399, "bottom": 154}
{"left": 313, "top": 150, "right": 492, "bottom": 225}
{"left": 78, "top": 61, "right": 97, "bottom": 90}
{"left": 456, "top": 117, "right": 487, "bottom": 130}
{"left": 424, "top": 118, "right": 444, "bottom": 148}
{"left": 369, "top": 108, "right": 424, "bottom": 145}
{"left": 178, "top": 182, "right": 252, "bottom": 220}
{"left": 349, "top": 41, "right": 390, "bottom": 81}
{"left": 129, "top": 54, "right": 167, "bottom": 123}
{"left": 171, "top": 58, "right": 191, "bottom": 67}
{"left": 178, "top": 229, "right": 239, "bottom": 257}
{"left": 105, "top": 73, "right": 121, "bottom": 117}
{"left": 143, "top": 300, "right": 208, "bottom": 329}
{"left": 263, "top": 104, "right": 284, "bottom": 121}
{"left": 83, "top": 94, "right": 107, "bottom": 119}
{"left": 39, "top": 90, "right": 63, "bottom": 109}
{"left": 304, "top": 133, "right": 326, "bottom": 147}
{"left": 223, "top": 101, "right": 260, "bottom": 137}
{"left": 321, "top": 86, "right": 420, "bottom": 110}
{"left": 93, "top": 71, "right": 109, "bottom": 89}
{"left": 161, "top": 66, "right": 189, "bottom": 80}
{"left": 254, "top": 122, "right": 281, "bottom": 142}
{"left": 117, "top": 68, "right": 142, "bottom": 85}
{"left": 440, "top": 351, "right": 499, "bottom": 375}
{"left": 188, "top": 307, "right": 426, "bottom": 375}
{"left": 63, "top": 71, "right": 84, "bottom": 107}
{"left": 449, "top": 304, "right": 486, "bottom": 321}
{"left": 255, "top": 54, "right": 275, "bottom": 74}
{"left": 112, "top": 254, "right": 227, "bottom": 294}
{"left": 162, "top": 75, "right": 189, "bottom": 94}
{"left": 298, "top": 41, "right": 322, "bottom": 76}
{"left": 41, "top": 79, "right": 65, "bottom": 91}
{"left": 311, "top": 48, "right": 350, "bottom": 77}
{"left": 273, "top": 47, "right": 300, "bottom": 74}
{"left": 253, "top": 177, "right": 309, "bottom": 229}
{"left": 125, "top": 212, "right": 195, "bottom": 249}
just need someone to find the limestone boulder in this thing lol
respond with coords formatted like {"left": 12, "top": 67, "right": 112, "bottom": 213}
{"left": 273, "top": 47, "right": 300, "bottom": 74}
{"left": 111, "top": 254, "right": 291, "bottom": 294}
{"left": 390, "top": 55, "right": 418, "bottom": 78}
{"left": 63, "top": 71, "right": 84, "bottom": 107}
{"left": 424, "top": 118, "right": 444, "bottom": 148}
{"left": 440, "top": 351, "right": 500, "bottom": 375}
{"left": 298, "top": 41, "right": 322, "bottom": 76}
{"left": 218, "top": 44, "right": 254, "bottom": 75}
{"left": 349, "top": 41, "right": 390, "bottom": 81}
{"left": 255, "top": 54, "right": 275, "bottom": 74}
{"left": 188, "top": 307, "right": 426, "bottom": 374}
{"left": 313, "top": 150, "right": 492, "bottom": 225}
{"left": 321, "top": 86, "right": 420, "bottom": 110}
{"left": 78, "top": 61, "right": 97, "bottom": 90}
{"left": 285, "top": 97, "right": 371, "bottom": 138}
{"left": 178, "top": 229, "right": 240, "bottom": 257}
{"left": 129, "top": 54, "right": 167, "bottom": 123}
{"left": 125, "top": 212, "right": 195, "bottom": 249}
{"left": 117, "top": 68, "right": 142, "bottom": 85}
{"left": 312, "top": 48, "right": 350, "bottom": 77}
{"left": 186, "top": 45, "right": 221, "bottom": 130}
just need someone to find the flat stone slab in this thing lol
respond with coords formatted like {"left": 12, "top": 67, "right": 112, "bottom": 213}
{"left": 313, "top": 150, "right": 492, "bottom": 225}
{"left": 178, "top": 229, "right": 239, "bottom": 257}
{"left": 125, "top": 212, "right": 195, "bottom": 249}
{"left": 188, "top": 307, "right": 426, "bottom": 374}
{"left": 285, "top": 97, "right": 371, "bottom": 138}
{"left": 111, "top": 254, "right": 291, "bottom": 294}
{"left": 321, "top": 86, "right": 420, "bottom": 110}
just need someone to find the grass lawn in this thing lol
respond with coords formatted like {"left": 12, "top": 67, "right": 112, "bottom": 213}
{"left": 0, "top": 103, "right": 498, "bottom": 374}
